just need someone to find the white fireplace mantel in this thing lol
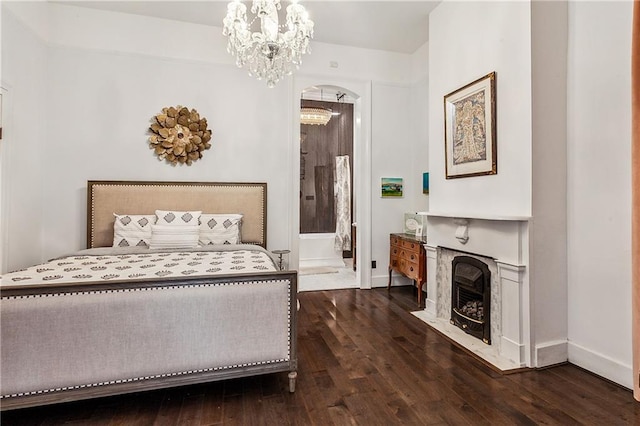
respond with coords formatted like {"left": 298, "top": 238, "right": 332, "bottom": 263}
{"left": 425, "top": 213, "right": 529, "bottom": 266}
{"left": 426, "top": 211, "right": 532, "bottom": 222}
{"left": 418, "top": 213, "right": 531, "bottom": 370}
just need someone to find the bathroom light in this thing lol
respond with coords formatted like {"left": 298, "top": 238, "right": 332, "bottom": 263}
{"left": 300, "top": 107, "right": 332, "bottom": 125}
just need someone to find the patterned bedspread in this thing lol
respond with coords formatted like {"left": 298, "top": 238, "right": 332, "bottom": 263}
{"left": 1, "top": 245, "right": 278, "bottom": 287}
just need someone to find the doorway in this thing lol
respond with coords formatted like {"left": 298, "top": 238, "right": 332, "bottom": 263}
{"left": 299, "top": 90, "right": 355, "bottom": 286}
{"left": 291, "top": 79, "right": 372, "bottom": 292}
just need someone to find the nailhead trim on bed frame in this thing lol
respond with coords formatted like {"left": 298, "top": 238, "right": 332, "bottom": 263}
{"left": 2, "top": 279, "right": 286, "bottom": 300}
{"left": 88, "top": 182, "right": 267, "bottom": 249}
{"left": 1, "top": 358, "right": 289, "bottom": 399}
{"left": 1, "top": 279, "right": 292, "bottom": 400}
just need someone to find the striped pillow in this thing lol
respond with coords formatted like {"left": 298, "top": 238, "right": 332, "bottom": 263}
{"left": 149, "top": 224, "right": 199, "bottom": 250}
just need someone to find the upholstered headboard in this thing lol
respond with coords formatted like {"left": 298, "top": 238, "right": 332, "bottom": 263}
{"left": 87, "top": 181, "right": 267, "bottom": 248}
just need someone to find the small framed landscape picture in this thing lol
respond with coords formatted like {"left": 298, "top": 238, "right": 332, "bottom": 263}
{"left": 381, "top": 177, "right": 403, "bottom": 197}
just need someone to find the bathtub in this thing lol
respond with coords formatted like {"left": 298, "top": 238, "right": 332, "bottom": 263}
{"left": 299, "top": 233, "right": 345, "bottom": 268}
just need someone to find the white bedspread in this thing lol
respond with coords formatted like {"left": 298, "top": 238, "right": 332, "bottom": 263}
{"left": 1, "top": 245, "right": 278, "bottom": 286}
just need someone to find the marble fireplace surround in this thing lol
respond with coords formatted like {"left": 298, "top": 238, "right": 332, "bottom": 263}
{"left": 414, "top": 213, "right": 531, "bottom": 371}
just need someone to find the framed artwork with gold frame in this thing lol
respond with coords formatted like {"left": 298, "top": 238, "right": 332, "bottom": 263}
{"left": 444, "top": 72, "right": 497, "bottom": 179}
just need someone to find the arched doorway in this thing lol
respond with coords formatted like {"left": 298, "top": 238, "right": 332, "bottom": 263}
{"left": 290, "top": 77, "right": 372, "bottom": 291}
{"left": 299, "top": 86, "right": 355, "bottom": 288}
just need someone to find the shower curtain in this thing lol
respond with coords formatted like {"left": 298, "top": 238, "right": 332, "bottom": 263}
{"left": 334, "top": 155, "right": 352, "bottom": 252}
{"left": 632, "top": 0, "right": 639, "bottom": 402}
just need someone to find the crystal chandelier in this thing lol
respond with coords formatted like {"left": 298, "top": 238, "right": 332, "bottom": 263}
{"left": 300, "top": 107, "right": 332, "bottom": 125}
{"left": 223, "top": 0, "right": 315, "bottom": 88}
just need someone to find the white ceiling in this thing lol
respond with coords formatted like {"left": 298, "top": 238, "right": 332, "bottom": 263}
{"left": 53, "top": 1, "right": 440, "bottom": 54}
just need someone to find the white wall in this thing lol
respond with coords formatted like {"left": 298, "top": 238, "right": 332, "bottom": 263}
{"left": 370, "top": 41, "right": 429, "bottom": 287}
{"left": 567, "top": 0, "right": 633, "bottom": 388}
{"left": 0, "top": 0, "right": 2, "bottom": 274}
{"left": 42, "top": 46, "right": 290, "bottom": 259}
{"left": 371, "top": 82, "right": 415, "bottom": 286}
{"left": 1, "top": 8, "right": 47, "bottom": 272}
{"left": 2, "top": 2, "right": 422, "bottom": 275}
{"left": 44, "top": 3, "right": 412, "bottom": 86}
{"left": 529, "top": 0, "right": 569, "bottom": 367}
{"left": 428, "top": 1, "right": 532, "bottom": 218}
{"left": 410, "top": 42, "right": 430, "bottom": 214}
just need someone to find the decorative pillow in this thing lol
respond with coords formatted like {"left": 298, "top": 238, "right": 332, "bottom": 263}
{"left": 149, "top": 224, "right": 200, "bottom": 250}
{"left": 113, "top": 214, "right": 157, "bottom": 248}
{"left": 199, "top": 214, "right": 243, "bottom": 245}
{"left": 155, "top": 210, "right": 201, "bottom": 226}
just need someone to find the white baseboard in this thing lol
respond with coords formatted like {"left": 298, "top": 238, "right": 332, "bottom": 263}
{"left": 298, "top": 279, "right": 358, "bottom": 292}
{"left": 372, "top": 277, "right": 417, "bottom": 289}
{"left": 501, "top": 336, "right": 526, "bottom": 367}
{"left": 298, "top": 270, "right": 404, "bottom": 292}
{"left": 372, "top": 273, "right": 414, "bottom": 289}
{"left": 535, "top": 340, "right": 568, "bottom": 367}
{"left": 424, "top": 298, "right": 437, "bottom": 316}
{"left": 568, "top": 341, "right": 633, "bottom": 390}
{"left": 371, "top": 274, "right": 390, "bottom": 288}
{"left": 299, "top": 258, "right": 346, "bottom": 268}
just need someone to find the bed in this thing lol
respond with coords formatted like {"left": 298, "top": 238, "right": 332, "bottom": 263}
{"left": 0, "top": 180, "right": 298, "bottom": 411}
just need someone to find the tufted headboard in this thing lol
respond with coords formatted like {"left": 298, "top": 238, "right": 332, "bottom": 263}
{"left": 87, "top": 181, "right": 267, "bottom": 248}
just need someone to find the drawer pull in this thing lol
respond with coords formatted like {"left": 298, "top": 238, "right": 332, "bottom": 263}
{"left": 410, "top": 267, "right": 414, "bottom": 272}
{"left": 411, "top": 255, "right": 415, "bottom": 260}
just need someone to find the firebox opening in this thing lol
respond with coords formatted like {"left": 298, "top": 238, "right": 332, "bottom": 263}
{"left": 450, "top": 256, "right": 491, "bottom": 344}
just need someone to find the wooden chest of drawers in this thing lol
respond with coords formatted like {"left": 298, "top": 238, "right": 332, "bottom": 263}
{"left": 388, "top": 233, "right": 427, "bottom": 307}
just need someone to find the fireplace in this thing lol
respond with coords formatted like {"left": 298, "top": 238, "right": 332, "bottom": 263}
{"left": 450, "top": 256, "right": 491, "bottom": 344}
{"left": 421, "top": 215, "right": 529, "bottom": 369}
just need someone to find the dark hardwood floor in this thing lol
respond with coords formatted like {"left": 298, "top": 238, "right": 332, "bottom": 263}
{"left": 2, "top": 286, "right": 638, "bottom": 425}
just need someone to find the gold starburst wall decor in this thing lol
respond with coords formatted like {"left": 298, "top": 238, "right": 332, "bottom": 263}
{"left": 149, "top": 105, "right": 212, "bottom": 166}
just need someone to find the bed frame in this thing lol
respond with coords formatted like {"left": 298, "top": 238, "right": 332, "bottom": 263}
{"left": 0, "top": 181, "right": 297, "bottom": 411}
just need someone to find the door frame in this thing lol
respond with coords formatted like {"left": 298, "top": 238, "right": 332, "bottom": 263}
{"left": 0, "top": 85, "right": 10, "bottom": 274}
{"left": 290, "top": 75, "right": 372, "bottom": 289}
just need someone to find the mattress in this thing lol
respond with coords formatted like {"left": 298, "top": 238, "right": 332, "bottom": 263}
{"left": 1, "top": 245, "right": 278, "bottom": 287}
